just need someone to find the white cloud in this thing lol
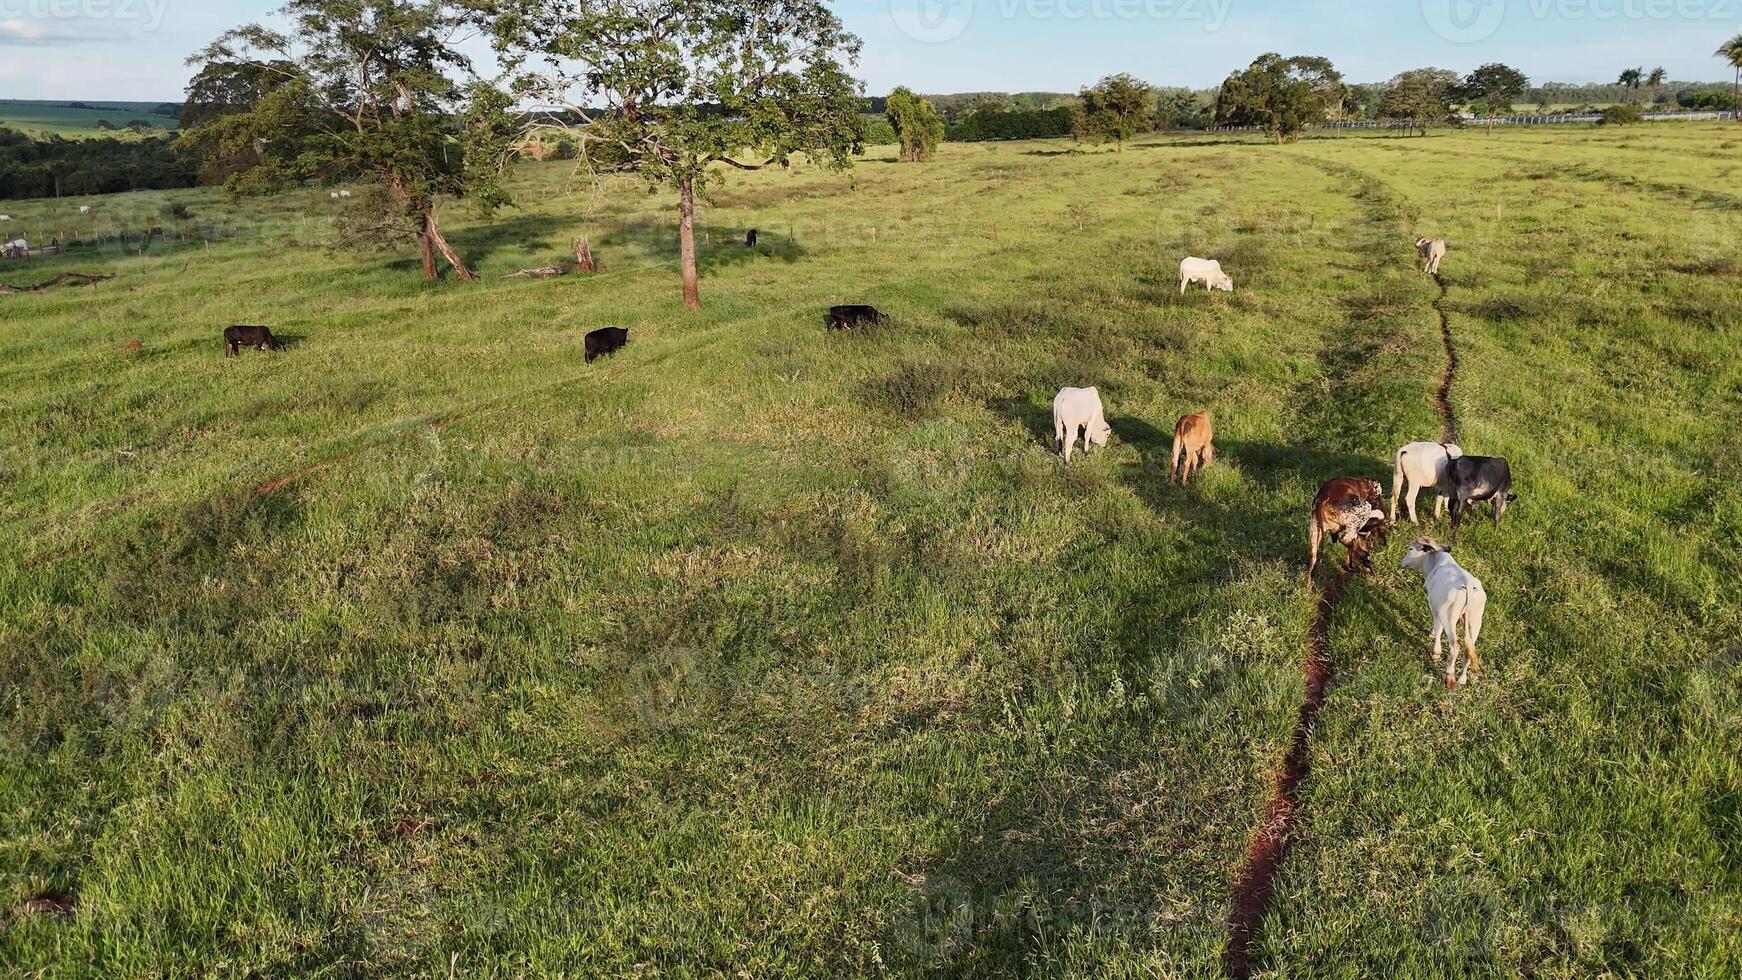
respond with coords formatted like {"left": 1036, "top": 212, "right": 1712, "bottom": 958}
{"left": 0, "top": 18, "right": 49, "bottom": 41}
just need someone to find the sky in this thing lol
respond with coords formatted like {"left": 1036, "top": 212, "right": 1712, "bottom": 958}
{"left": 0, "top": 0, "right": 1736, "bottom": 102}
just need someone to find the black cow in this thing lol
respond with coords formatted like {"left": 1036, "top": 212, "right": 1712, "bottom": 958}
{"left": 585, "top": 326, "right": 630, "bottom": 363}
{"left": 1446, "top": 455, "right": 1516, "bottom": 539}
{"left": 745, "top": 229, "right": 759, "bottom": 247}
{"left": 826, "top": 305, "right": 889, "bottom": 330}
{"left": 224, "top": 324, "right": 283, "bottom": 357}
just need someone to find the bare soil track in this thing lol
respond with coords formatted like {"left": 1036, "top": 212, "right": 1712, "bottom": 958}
{"left": 1223, "top": 569, "right": 1349, "bottom": 979}
{"left": 1223, "top": 170, "right": 1462, "bottom": 979}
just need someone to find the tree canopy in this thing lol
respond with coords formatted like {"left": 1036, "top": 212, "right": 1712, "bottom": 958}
{"left": 1216, "top": 54, "right": 1343, "bottom": 143}
{"left": 1072, "top": 73, "right": 1153, "bottom": 150}
{"left": 886, "top": 87, "right": 944, "bottom": 162}
{"left": 478, "top": 0, "right": 866, "bottom": 310}
{"left": 1458, "top": 63, "right": 1528, "bottom": 120}
{"left": 1382, "top": 68, "right": 1462, "bottom": 136}
{"left": 184, "top": 0, "right": 515, "bottom": 281}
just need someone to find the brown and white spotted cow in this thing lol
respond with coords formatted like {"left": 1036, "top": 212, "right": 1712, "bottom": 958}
{"left": 1308, "top": 476, "right": 1391, "bottom": 581}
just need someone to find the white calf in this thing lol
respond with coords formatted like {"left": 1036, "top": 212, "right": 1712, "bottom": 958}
{"left": 1416, "top": 237, "right": 1446, "bottom": 275}
{"left": 339, "top": 189, "right": 352, "bottom": 198}
{"left": 79, "top": 206, "right": 92, "bottom": 214}
{"left": 1179, "top": 257, "right": 1233, "bottom": 294}
{"left": 1401, "top": 538, "right": 1487, "bottom": 688}
{"left": 1390, "top": 441, "right": 1463, "bottom": 523}
{"left": 0, "top": 215, "right": 10, "bottom": 221}
{"left": 1053, "top": 386, "right": 1111, "bottom": 463}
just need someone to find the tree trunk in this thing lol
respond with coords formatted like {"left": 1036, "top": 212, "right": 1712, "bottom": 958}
{"left": 423, "top": 212, "right": 476, "bottom": 282}
{"left": 575, "top": 237, "right": 597, "bottom": 272}
{"left": 417, "top": 229, "right": 438, "bottom": 279}
{"left": 678, "top": 176, "right": 700, "bottom": 311}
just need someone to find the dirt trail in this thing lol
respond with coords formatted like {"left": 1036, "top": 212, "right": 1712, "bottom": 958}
{"left": 1224, "top": 159, "right": 1462, "bottom": 979}
{"left": 1223, "top": 569, "right": 1348, "bottom": 979}
{"left": 1431, "top": 273, "right": 1460, "bottom": 445}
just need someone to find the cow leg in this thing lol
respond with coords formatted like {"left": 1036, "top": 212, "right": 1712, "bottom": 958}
{"left": 1434, "top": 494, "right": 1446, "bottom": 520}
{"left": 1404, "top": 483, "right": 1422, "bottom": 524}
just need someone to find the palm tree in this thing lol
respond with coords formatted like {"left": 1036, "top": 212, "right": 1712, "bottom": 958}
{"left": 1618, "top": 67, "right": 1644, "bottom": 103}
{"left": 1719, "top": 35, "right": 1742, "bottom": 121}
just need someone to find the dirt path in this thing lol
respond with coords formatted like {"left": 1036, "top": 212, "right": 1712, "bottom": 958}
{"left": 1223, "top": 569, "right": 1348, "bottom": 978}
{"left": 1432, "top": 273, "right": 1460, "bottom": 445}
{"left": 1223, "top": 159, "right": 1461, "bottom": 979}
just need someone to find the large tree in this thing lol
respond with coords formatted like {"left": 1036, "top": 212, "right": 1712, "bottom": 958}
{"left": 1718, "top": 34, "right": 1742, "bottom": 121}
{"left": 1458, "top": 63, "right": 1528, "bottom": 131}
{"left": 1216, "top": 54, "right": 1343, "bottom": 143}
{"left": 1382, "top": 68, "right": 1462, "bottom": 136}
{"left": 185, "top": 0, "right": 513, "bottom": 281}
{"left": 1072, "top": 73, "right": 1153, "bottom": 151}
{"left": 886, "top": 86, "right": 944, "bottom": 162}
{"left": 478, "top": 0, "right": 865, "bottom": 311}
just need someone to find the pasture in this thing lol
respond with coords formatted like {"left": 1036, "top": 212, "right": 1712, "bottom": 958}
{"left": 2, "top": 123, "right": 1739, "bottom": 976}
{"left": 0, "top": 101, "right": 176, "bottom": 139}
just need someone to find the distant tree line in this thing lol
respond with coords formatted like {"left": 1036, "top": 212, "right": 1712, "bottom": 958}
{"left": 0, "top": 127, "right": 198, "bottom": 199}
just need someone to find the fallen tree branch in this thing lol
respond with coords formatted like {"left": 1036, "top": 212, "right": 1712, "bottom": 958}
{"left": 503, "top": 264, "right": 573, "bottom": 278}
{"left": 0, "top": 273, "right": 114, "bottom": 294}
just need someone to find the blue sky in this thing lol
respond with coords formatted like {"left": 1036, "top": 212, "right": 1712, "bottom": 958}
{"left": 1, "top": 0, "right": 1736, "bottom": 102}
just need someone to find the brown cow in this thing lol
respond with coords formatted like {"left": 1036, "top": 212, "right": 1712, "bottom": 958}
{"left": 1308, "top": 477, "right": 1391, "bottom": 581}
{"left": 1169, "top": 411, "right": 1214, "bottom": 485}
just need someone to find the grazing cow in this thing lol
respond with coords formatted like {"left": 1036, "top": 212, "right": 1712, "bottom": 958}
{"left": 224, "top": 324, "right": 283, "bottom": 357}
{"left": 1444, "top": 455, "right": 1515, "bottom": 540}
{"left": 2, "top": 239, "right": 26, "bottom": 258}
{"left": 330, "top": 192, "right": 341, "bottom": 199}
{"left": 0, "top": 215, "right": 10, "bottom": 221}
{"left": 1308, "top": 477, "right": 1390, "bottom": 581}
{"left": 79, "top": 206, "right": 92, "bottom": 214}
{"left": 584, "top": 326, "right": 629, "bottom": 363}
{"left": 745, "top": 229, "right": 758, "bottom": 247}
{"left": 826, "top": 305, "right": 889, "bottom": 330}
{"left": 1416, "top": 237, "right": 1447, "bottom": 276}
{"left": 1401, "top": 537, "right": 1487, "bottom": 688}
{"left": 1390, "top": 441, "right": 1463, "bottom": 523}
{"left": 339, "top": 190, "right": 353, "bottom": 198}
{"left": 1179, "top": 257, "right": 1233, "bottom": 294}
{"left": 1053, "top": 386, "right": 1111, "bottom": 463}
{"left": 1169, "top": 411, "right": 1214, "bottom": 485}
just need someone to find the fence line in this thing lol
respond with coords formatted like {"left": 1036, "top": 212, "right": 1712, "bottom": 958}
{"left": 1213, "top": 110, "right": 1740, "bottom": 133}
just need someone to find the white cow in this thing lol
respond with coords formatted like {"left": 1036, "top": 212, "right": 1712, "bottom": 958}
{"left": 79, "top": 206, "right": 92, "bottom": 214}
{"left": 2, "top": 238, "right": 27, "bottom": 258}
{"left": 1401, "top": 537, "right": 1487, "bottom": 688}
{"left": 1390, "top": 441, "right": 1463, "bottom": 523}
{"left": 1052, "top": 386, "right": 1111, "bottom": 463}
{"left": 0, "top": 215, "right": 11, "bottom": 221}
{"left": 330, "top": 191, "right": 340, "bottom": 199}
{"left": 339, "top": 189, "right": 353, "bottom": 198}
{"left": 1179, "top": 257, "right": 1233, "bottom": 294}
{"left": 1416, "top": 237, "right": 1447, "bottom": 275}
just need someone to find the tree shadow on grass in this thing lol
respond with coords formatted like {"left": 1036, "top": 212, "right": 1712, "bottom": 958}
{"left": 595, "top": 218, "right": 807, "bottom": 275}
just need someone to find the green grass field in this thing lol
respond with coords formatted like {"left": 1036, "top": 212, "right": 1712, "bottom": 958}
{"left": 0, "top": 101, "right": 177, "bottom": 139}
{"left": 2, "top": 123, "right": 1739, "bottom": 977}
